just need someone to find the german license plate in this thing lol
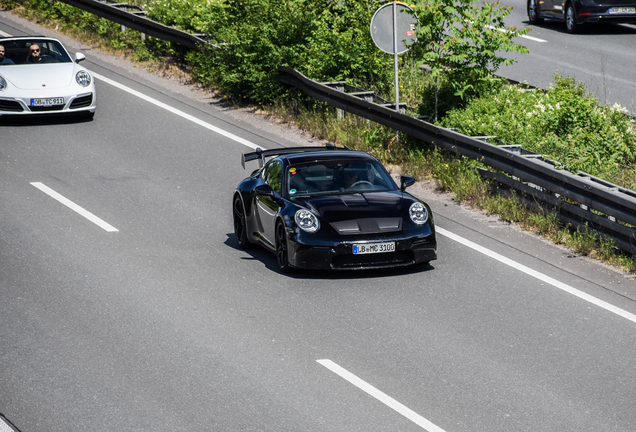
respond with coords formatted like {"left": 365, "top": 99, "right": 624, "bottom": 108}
{"left": 31, "top": 97, "right": 64, "bottom": 107}
{"left": 609, "top": 7, "right": 635, "bottom": 13}
{"left": 353, "top": 242, "right": 395, "bottom": 255}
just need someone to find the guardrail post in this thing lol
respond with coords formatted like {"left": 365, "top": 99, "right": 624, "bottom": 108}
{"left": 336, "top": 84, "right": 344, "bottom": 121}
{"left": 120, "top": 5, "right": 127, "bottom": 32}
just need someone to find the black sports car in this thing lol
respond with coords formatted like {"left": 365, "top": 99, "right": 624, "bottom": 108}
{"left": 528, "top": 0, "right": 636, "bottom": 33}
{"left": 232, "top": 144, "right": 437, "bottom": 272}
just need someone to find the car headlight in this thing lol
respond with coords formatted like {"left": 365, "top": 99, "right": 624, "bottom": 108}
{"left": 0, "top": 75, "right": 6, "bottom": 92}
{"left": 76, "top": 70, "right": 91, "bottom": 87}
{"left": 295, "top": 209, "right": 320, "bottom": 233}
{"left": 409, "top": 202, "right": 429, "bottom": 224}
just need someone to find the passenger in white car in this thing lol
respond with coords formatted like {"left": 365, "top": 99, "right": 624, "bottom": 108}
{"left": 0, "top": 45, "right": 14, "bottom": 65}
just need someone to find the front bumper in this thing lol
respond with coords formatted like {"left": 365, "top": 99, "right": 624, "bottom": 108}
{"left": 287, "top": 228, "right": 437, "bottom": 270}
{"left": 0, "top": 91, "right": 96, "bottom": 115}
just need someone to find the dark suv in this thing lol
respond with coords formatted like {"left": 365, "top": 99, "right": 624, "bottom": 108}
{"left": 528, "top": 0, "right": 636, "bottom": 32}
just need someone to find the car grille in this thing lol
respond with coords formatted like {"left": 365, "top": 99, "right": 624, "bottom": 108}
{"left": 0, "top": 99, "right": 24, "bottom": 112}
{"left": 30, "top": 104, "right": 65, "bottom": 112}
{"left": 332, "top": 250, "right": 414, "bottom": 269}
{"left": 330, "top": 218, "right": 402, "bottom": 234}
{"left": 70, "top": 94, "right": 93, "bottom": 109}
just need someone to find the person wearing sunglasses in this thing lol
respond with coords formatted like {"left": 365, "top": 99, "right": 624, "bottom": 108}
{"left": 25, "top": 43, "right": 53, "bottom": 63}
{"left": 25, "top": 44, "right": 43, "bottom": 63}
{"left": 0, "top": 45, "right": 14, "bottom": 65}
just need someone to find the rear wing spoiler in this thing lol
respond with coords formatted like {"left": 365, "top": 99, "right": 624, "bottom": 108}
{"left": 241, "top": 143, "right": 348, "bottom": 169}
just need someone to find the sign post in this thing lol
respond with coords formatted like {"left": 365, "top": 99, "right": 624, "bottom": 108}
{"left": 370, "top": 2, "right": 417, "bottom": 114}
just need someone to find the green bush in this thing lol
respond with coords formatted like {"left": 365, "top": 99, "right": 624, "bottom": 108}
{"left": 417, "top": 74, "right": 507, "bottom": 119}
{"left": 147, "top": 0, "right": 219, "bottom": 34}
{"left": 439, "top": 74, "right": 636, "bottom": 182}
{"left": 181, "top": 0, "right": 393, "bottom": 104}
{"left": 146, "top": 0, "right": 224, "bottom": 57}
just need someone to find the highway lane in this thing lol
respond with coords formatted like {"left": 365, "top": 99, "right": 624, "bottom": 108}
{"left": 3, "top": 13, "right": 636, "bottom": 432}
{"left": 500, "top": 0, "right": 636, "bottom": 112}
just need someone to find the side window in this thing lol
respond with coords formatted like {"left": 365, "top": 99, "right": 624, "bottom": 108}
{"left": 263, "top": 159, "right": 283, "bottom": 194}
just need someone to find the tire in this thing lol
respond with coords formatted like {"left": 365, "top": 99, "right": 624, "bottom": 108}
{"left": 528, "top": 0, "right": 543, "bottom": 24}
{"left": 233, "top": 195, "right": 251, "bottom": 249}
{"left": 275, "top": 221, "right": 292, "bottom": 273}
{"left": 565, "top": 3, "right": 580, "bottom": 33}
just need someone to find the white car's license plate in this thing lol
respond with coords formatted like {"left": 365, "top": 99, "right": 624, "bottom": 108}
{"left": 31, "top": 97, "right": 64, "bottom": 107}
{"left": 609, "top": 6, "right": 635, "bottom": 13}
{"left": 353, "top": 242, "right": 395, "bottom": 255}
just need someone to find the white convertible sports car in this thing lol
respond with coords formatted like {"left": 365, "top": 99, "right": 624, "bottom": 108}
{"left": 0, "top": 36, "right": 96, "bottom": 118}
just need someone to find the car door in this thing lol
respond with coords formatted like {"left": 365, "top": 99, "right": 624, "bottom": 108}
{"left": 255, "top": 159, "right": 283, "bottom": 248}
{"left": 545, "top": 0, "right": 564, "bottom": 17}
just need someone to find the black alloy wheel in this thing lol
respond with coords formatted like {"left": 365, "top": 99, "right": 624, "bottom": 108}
{"left": 565, "top": 3, "right": 580, "bottom": 33}
{"left": 276, "top": 222, "right": 291, "bottom": 273}
{"left": 233, "top": 195, "right": 251, "bottom": 249}
{"left": 528, "top": 0, "right": 544, "bottom": 24}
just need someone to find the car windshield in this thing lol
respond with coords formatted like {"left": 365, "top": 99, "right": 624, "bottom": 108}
{"left": 0, "top": 39, "right": 72, "bottom": 65}
{"left": 287, "top": 159, "right": 397, "bottom": 197}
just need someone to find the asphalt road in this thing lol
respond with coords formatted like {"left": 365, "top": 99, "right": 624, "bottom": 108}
{"left": 2, "top": 10, "right": 636, "bottom": 432}
{"left": 500, "top": 0, "right": 636, "bottom": 113}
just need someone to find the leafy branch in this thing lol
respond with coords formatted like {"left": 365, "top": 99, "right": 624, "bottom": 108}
{"left": 407, "top": 0, "right": 530, "bottom": 120}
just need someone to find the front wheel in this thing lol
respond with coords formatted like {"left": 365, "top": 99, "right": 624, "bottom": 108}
{"left": 275, "top": 222, "right": 292, "bottom": 273}
{"left": 528, "top": 0, "right": 543, "bottom": 24}
{"left": 565, "top": 4, "right": 580, "bottom": 33}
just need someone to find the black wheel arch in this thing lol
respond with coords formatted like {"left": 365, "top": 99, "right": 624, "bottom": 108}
{"left": 233, "top": 190, "right": 256, "bottom": 242}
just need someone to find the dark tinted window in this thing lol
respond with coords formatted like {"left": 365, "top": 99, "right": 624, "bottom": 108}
{"left": 263, "top": 159, "right": 283, "bottom": 194}
{"left": 286, "top": 159, "right": 397, "bottom": 196}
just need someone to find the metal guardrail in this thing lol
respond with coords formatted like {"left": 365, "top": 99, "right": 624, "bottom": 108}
{"left": 58, "top": 0, "right": 213, "bottom": 50}
{"left": 278, "top": 66, "right": 636, "bottom": 254}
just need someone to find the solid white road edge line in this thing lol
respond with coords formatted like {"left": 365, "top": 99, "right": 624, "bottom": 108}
{"left": 93, "top": 64, "right": 635, "bottom": 325}
{"left": 31, "top": 182, "right": 119, "bottom": 232}
{"left": 92, "top": 72, "right": 263, "bottom": 150}
{"left": 483, "top": 24, "right": 547, "bottom": 42}
{"left": 0, "top": 29, "right": 12, "bottom": 37}
{"left": 317, "top": 359, "right": 448, "bottom": 432}
{"left": 437, "top": 226, "right": 636, "bottom": 324}
{"left": 521, "top": 34, "right": 547, "bottom": 43}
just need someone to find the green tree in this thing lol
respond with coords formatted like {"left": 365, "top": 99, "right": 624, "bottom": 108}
{"left": 184, "top": 0, "right": 393, "bottom": 104}
{"left": 407, "top": 0, "right": 530, "bottom": 120}
{"left": 303, "top": 1, "right": 393, "bottom": 93}
{"left": 185, "top": 0, "right": 313, "bottom": 102}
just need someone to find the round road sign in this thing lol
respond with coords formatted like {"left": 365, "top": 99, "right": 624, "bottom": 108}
{"left": 370, "top": 2, "right": 417, "bottom": 55}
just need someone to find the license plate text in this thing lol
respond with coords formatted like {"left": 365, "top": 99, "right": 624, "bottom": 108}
{"left": 353, "top": 242, "right": 395, "bottom": 255}
{"left": 31, "top": 98, "right": 64, "bottom": 107}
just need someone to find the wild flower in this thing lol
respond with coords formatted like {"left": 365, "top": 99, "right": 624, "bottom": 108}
{"left": 611, "top": 103, "right": 628, "bottom": 114}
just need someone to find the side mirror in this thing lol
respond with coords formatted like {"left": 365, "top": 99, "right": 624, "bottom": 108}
{"left": 255, "top": 184, "right": 275, "bottom": 197}
{"left": 400, "top": 176, "right": 415, "bottom": 191}
{"left": 75, "top": 52, "right": 86, "bottom": 63}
